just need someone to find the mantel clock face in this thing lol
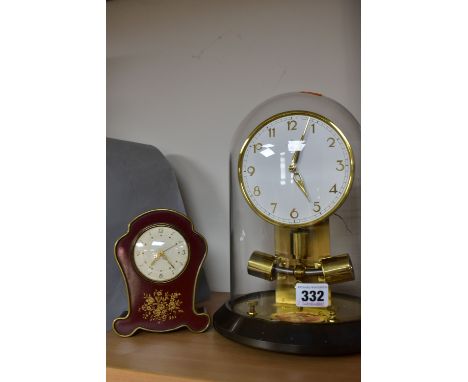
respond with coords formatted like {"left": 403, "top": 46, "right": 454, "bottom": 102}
{"left": 133, "top": 225, "right": 189, "bottom": 282}
{"left": 239, "top": 111, "right": 354, "bottom": 227}
{"left": 112, "top": 209, "right": 210, "bottom": 337}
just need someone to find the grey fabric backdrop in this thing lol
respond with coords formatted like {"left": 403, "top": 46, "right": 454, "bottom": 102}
{"left": 106, "top": 138, "right": 210, "bottom": 331}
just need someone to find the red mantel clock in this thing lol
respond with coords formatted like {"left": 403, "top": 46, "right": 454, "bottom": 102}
{"left": 112, "top": 209, "right": 210, "bottom": 337}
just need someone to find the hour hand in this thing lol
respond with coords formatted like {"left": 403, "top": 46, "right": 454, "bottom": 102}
{"left": 149, "top": 256, "right": 158, "bottom": 267}
{"left": 293, "top": 172, "right": 311, "bottom": 202}
{"left": 149, "top": 251, "right": 164, "bottom": 267}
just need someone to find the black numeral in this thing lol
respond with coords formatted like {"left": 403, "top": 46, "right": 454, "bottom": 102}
{"left": 301, "top": 289, "right": 325, "bottom": 302}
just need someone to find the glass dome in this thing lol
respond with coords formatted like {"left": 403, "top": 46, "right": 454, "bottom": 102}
{"left": 214, "top": 92, "right": 361, "bottom": 355}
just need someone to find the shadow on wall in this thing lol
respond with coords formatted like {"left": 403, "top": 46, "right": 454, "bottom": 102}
{"left": 166, "top": 154, "right": 229, "bottom": 290}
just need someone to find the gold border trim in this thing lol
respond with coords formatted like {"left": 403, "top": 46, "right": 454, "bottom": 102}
{"left": 112, "top": 208, "right": 210, "bottom": 337}
{"left": 238, "top": 110, "right": 354, "bottom": 228}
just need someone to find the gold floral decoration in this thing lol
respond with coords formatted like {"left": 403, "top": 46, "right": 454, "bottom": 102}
{"left": 139, "top": 290, "right": 184, "bottom": 322}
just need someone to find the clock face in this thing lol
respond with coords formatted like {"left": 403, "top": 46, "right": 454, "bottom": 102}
{"left": 133, "top": 225, "right": 189, "bottom": 282}
{"left": 238, "top": 111, "right": 354, "bottom": 227}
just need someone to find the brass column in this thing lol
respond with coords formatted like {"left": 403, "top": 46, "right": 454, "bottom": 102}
{"left": 275, "top": 219, "right": 331, "bottom": 306}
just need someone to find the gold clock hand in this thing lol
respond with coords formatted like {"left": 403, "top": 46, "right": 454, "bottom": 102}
{"left": 289, "top": 117, "right": 311, "bottom": 173}
{"left": 149, "top": 256, "right": 158, "bottom": 267}
{"left": 289, "top": 152, "right": 300, "bottom": 173}
{"left": 161, "top": 253, "right": 176, "bottom": 268}
{"left": 161, "top": 241, "right": 182, "bottom": 253}
{"left": 146, "top": 241, "right": 181, "bottom": 268}
{"left": 141, "top": 241, "right": 181, "bottom": 253}
{"left": 293, "top": 172, "right": 311, "bottom": 202}
{"left": 149, "top": 251, "right": 164, "bottom": 267}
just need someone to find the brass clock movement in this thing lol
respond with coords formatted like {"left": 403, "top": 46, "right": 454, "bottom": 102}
{"left": 113, "top": 209, "right": 210, "bottom": 337}
{"left": 214, "top": 92, "right": 361, "bottom": 355}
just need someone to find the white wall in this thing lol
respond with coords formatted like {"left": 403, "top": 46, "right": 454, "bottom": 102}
{"left": 107, "top": 0, "right": 360, "bottom": 292}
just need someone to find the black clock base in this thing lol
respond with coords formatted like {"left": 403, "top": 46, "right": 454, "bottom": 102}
{"left": 213, "top": 290, "right": 360, "bottom": 356}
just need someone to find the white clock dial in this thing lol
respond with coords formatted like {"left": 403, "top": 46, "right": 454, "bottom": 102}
{"left": 133, "top": 225, "right": 189, "bottom": 282}
{"left": 239, "top": 111, "right": 354, "bottom": 227}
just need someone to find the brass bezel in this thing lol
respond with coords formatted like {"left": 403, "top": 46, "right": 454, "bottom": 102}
{"left": 112, "top": 208, "right": 210, "bottom": 336}
{"left": 131, "top": 223, "right": 191, "bottom": 284}
{"left": 238, "top": 110, "right": 354, "bottom": 228}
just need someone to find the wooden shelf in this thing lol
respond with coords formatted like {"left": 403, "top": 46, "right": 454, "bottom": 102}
{"left": 107, "top": 292, "right": 360, "bottom": 382}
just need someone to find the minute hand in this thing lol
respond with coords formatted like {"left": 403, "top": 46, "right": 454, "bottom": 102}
{"left": 161, "top": 241, "right": 182, "bottom": 253}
